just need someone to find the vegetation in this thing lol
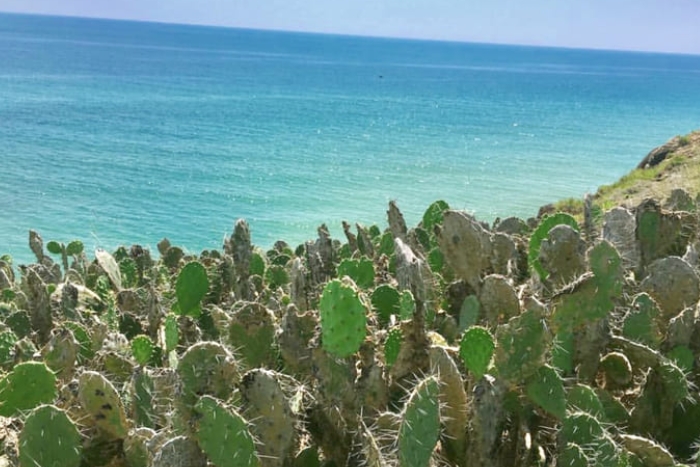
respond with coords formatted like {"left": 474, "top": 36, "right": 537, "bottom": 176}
{"left": 1, "top": 181, "right": 700, "bottom": 467}
{"left": 2, "top": 133, "right": 700, "bottom": 466}
{"left": 554, "top": 130, "right": 700, "bottom": 219}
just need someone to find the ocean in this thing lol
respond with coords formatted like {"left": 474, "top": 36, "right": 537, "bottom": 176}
{"left": 2, "top": 13, "right": 700, "bottom": 264}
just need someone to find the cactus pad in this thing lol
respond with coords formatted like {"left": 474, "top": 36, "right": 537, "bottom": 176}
{"left": 528, "top": 213, "right": 579, "bottom": 279}
{"left": 228, "top": 302, "right": 277, "bottom": 368}
{"left": 567, "top": 384, "right": 606, "bottom": 421}
{"left": 195, "top": 395, "right": 260, "bottom": 467}
{"left": 494, "top": 306, "right": 549, "bottom": 383}
{"left": 0, "top": 361, "right": 57, "bottom": 417}
{"left": 337, "top": 257, "right": 375, "bottom": 289}
{"left": 384, "top": 327, "right": 402, "bottom": 369}
{"left": 526, "top": 365, "right": 566, "bottom": 420}
{"left": 399, "top": 377, "right": 441, "bottom": 467}
{"left": 175, "top": 261, "right": 209, "bottom": 318}
{"left": 371, "top": 284, "right": 400, "bottom": 327}
{"left": 319, "top": 278, "right": 367, "bottom": 358}
{"left": 19, "top": 405, "right": 81, "bottom": 467}
{"left": 131, "top": 334, "right": 156, "bottom": 366}
{"left": 241, "top": 369, "right": 296, "bottom": 467}
{"left": 78, "top": 370, "right": 129, "bottom": 438}
{"left": 600, "top": 352, "right": 633, "bottom": 388}
{"left": 459, "top": 325, "right": 494, "bottom": 380}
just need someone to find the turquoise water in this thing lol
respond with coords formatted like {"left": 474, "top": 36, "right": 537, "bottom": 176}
{"left": 2, "top": 13, "right": 700, "bottom": 264}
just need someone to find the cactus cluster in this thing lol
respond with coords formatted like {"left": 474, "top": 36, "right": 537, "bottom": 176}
{"left": 1, "top": 192, "right": 700, "bottom": 467}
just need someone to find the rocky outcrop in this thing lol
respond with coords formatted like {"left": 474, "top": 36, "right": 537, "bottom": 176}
{"left": 636, "top": 135, "right": 684, "bottom": 169}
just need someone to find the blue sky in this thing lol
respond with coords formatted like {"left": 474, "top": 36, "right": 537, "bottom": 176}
{"left": 1, "top": 0, "right": 699, "bottom": 54}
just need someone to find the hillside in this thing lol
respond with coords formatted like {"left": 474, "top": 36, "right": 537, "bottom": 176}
{"left": 553, "top": 129, "right": 700, "bottom": 216}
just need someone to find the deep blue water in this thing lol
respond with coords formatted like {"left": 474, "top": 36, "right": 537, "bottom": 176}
{"left": 2, "top": 13, "right": 700, "bottom": 263}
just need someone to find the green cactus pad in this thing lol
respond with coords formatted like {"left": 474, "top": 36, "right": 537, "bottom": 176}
{"left": 622, "top": 293, "right": 663, "bottom": 349}
{"left": 46, "top": 240, "right": 63, "bottom": 255}
{"left": 66, "top": 240, "right": 84, "bottom": 256}
{"left": 666, "top": 345, "right": 694, "bottom": 373}
{"left": 195, "top": 395, "right": 260, "bottom": 467}
{"left": 552, "top": 241, "right": 622, "bottom": 331}
{"left": 427, "top": 247, "right": 445, "bottom": 274}
{"left": 459, "top": 326, "right": 494, "bottom": 380}
{"left": 561, "top": 411, "right": 605, "bottom": 447}
{"left": 337, "top": 257, "right": 375, "bottom": 289}
{"left": 559, "top": 443, "right": 589, "bottom": 467}
{"left": 131, "top": 335, "right": 155, "bottom": 366}
{"left": 399, "top": 377, "right": 441, "bottom": 467}
{"left": 526, "top": 365, "right": 566, "bottom": 420}
{"left": 657, "top": 360, "right": 690, "bottom": 403}
{"left": 19, "top": 405, "right": 81, "bottom": 467}
{"left": 175, "top": 261, "right": 209, "bottom": 318}
{"left": 228, "top": 302, "right": 277, "bottom": 368}
{"left": 64, "top": 321, "right": 94, "bottom": 363}
{"left": 371, "top": 284, "right": 400, "bottom": 327}
{"left": 265, "top": 264, "right": 289, "bottom": 289}
{"left": 6, "top": 310, "right": 32, "bottom": 338}
{"left": 551, "top": 328, "right": 575, "bottom": 376}
{"left": 494, "top": 307, "right": 549, "bottom": 383}
{"left": 78, "top": 371, "right": 129, "bottom": 439}
{"left": 399, "top": 290, "right": 415, "bottom": 320}
{"left": 163, "top": 313, "right": 179, "bottom": 353}
{"left": 0, "top": 330, "right": 17, "bottom": 369}
{"left": 319, "top": 278, "right": 367, "bottom": 358}
{"left": 0, "top": 361, "right": 57, "bottom": 417}
{"left": 528, "top": 213, "right": 579, "bottom": 279}
{"left": 422, "top": 200, "right": 450, "bottom": 232}
{"left": 567, "top": 385, "right": 606, "bottom": 421}
{"left": 384, "top": 327, "right": 402, "bottom": 369}
{"left": 131, "top": 369, "right": 156, "bottom": 428}
{"left": 249, "top": 251, "right": 266, "bottom": 277}
{"left": 600, "top": 352, "right": 633, "bottom": 388}
{"left": 177, "top": 342, "right": 239, "bottom": 416}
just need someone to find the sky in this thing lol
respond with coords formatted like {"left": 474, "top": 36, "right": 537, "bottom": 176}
{"left": 1, "top": 0, "right": 699, "bottom": 55}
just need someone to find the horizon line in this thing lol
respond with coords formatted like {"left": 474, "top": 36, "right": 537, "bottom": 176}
{"left": 2, "top": 10, "right": 700, "bottom": 58}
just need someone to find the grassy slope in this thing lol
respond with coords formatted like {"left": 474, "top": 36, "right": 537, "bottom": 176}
{"left": 553, "top": 129, "right": 700, "bottom": 217}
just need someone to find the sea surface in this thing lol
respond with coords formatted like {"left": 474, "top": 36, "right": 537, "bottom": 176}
{"left": 2, "top": 13, "right": 700, "bottom": 264}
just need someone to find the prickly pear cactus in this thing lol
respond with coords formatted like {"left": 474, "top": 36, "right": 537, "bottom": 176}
{"left": 228, "top": 302, "right": 277, "bottom": 368}
{"left": 459, "top": 325, "right": 495, "bottom": 380}
{"left": 194, "top": 395, "right": 260, "bottom": 467}
{"left": 399, "top": 377, "right": 441, "bottom": 467}
{"left": 130, "top": 367, "right": 157, "bottom": 429}
{"left": 525, "top": 365, "right": 566, "bottom": 420}
{"left": 319, "top": 278, "right": 367, "bottom": 358}
{"left": 175, "top": 261, "right": 209, "bottom": 318}
{"left": 42, "top": 326, "right": 79, "bottom": 379}
{"left": 0, "top": 361, "right": 57, "bottom": 417}
{"left": 552, "top": 241, "right": 622, "bottom": 332}
{"left": 371, "top": 284, "right": 400, "bottom": 327}
{"left": 494, "top": 306, "right": 550, "bottom": 384}
{"left": 176, "top": 341, "right": 240, "bottom": 422}
{"left": 240, "top": 369, "right": 297, "bottom": 467}
{"left": 131, "top": 334, "right": 156, "bottom": 366}
{"left": 19, "top": 405, "right": 82, "bottom": 467}
{"left": 528, "top": 213, "right": 579, "bottom": 280}
{"left": 337, "top": 257, "right": 375, "bottom": 289}
{"left": 622, "top": 293, "right": 663, "bottom": 349}
{"left": 429, "top": 345, "right": 468, "bottom": 466}
{"left": 78, "top": 370, "right": 129, "bottom": 439}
